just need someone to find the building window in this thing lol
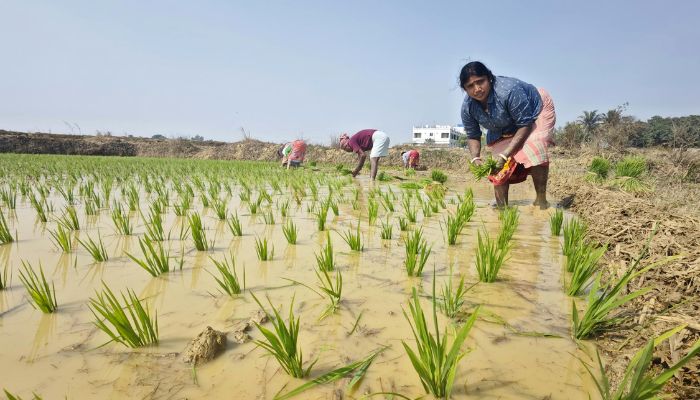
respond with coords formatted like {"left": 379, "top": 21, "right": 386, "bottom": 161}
{"left": 441, "top": 132, "right": 449, "bottom": 139}
{"left": 414, "top": 132, "right": 421, "bottom": 138}
{"left": 430, "top": 133, "right": 433, "bottom": 136}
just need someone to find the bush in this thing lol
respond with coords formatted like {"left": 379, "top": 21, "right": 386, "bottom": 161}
{"left": 431, "top": 169, "right": 447, "bottom": 184}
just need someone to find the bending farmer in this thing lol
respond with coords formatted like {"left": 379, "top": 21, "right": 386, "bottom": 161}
{"left": 401, "top": 149, "right": 420, "bottom": 169}
{"left": 278, "top": 139, "right": 307, "bottom": 169}
{"left": 459, "top": 61, "right": 556, "bottom": 209}
{"left": 339, "top": 129, "right": 390, "bottom": 180}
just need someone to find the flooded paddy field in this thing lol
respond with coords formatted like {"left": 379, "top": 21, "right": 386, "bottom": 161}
{"left": 0, "top": 153, "right": 595, "bottom": 399}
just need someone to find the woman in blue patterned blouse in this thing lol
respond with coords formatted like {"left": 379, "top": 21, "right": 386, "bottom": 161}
{"left": 459, "top": 61, "right": 557, "bottom": 209}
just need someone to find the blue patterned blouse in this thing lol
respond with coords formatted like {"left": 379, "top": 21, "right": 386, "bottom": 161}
{"left": 461, "top": 76, "right": 542, "bottom": 145}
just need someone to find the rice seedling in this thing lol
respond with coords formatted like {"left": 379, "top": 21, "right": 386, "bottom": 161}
{"left": 421, "top": 202, "right": 433, "bottom": 218}
{"left": 329, "top": 200, "right": 339, "bottom": 216}
{"left": 49, "top": 224, "right": 73, "bottom": 252}
{"left": 398, "top": 216, "right": 409, "bottom": 231}
{"left": 437, "top": 265, "right": 473, "bottom": 319}
{"left": 550, "top": 208, "right": 564, "bottom": 236}
{"left": 340, "top": 222, "right": 363, "bottom": 251}
{"left": 351, "top": 199, "right": 359, "bottom": 210}
{"left": 143, "top": 208, "right": 165, "bottom": 241}
{"left": 57, "top": 206, "right": 80, "bottom": 230}
{"left": 587, "top": 156, "right": 611, "bottom": 182}
{"left": 18, "top": 261, "right": 58, "bottom": 313}
{"left": 368, "top": 198, "right": 379, "bottom": 225}
{"left": 280, "top": 199, "right": 290, "bottom": 217}
{"left": 211, "top": 197, "right": 228, "bottom": 220}
{"left": 126, "top": 185, "right": 139, "bottom": 211}
{"left": 126, "top": 236, "right": 173, "bottom": 277}
{"left": 571, "top": 244, "right": 673, "bottom": 339}
{"left": 0, "top": 209, "right": 15, "bottom": 244}
{"left": 89, "top": 283, "right": 159, "bottom": 348}
{"left": 584, "top": 326, "right": 700, "bottom": 400}
{"left": 248, "top": 198, "right": 260, "bottom": 214}
{"left": 315, "top": 232, "right": 335, "bottom": 271}
{"left": 84, "top": 198, "right": 98, "bottom": 216}
{"left": 497, "top": 206, "right": 519, "bottom": 248}
{"left": 254, "top": 236, "right": 274, "bottom": 261}
{"left": 402, "top": 284, "right": 480, "bottom": 398}
{"left": 280, "top": 220, "right": 298, "bottom": 245}
{"left": 0, "top": 264, "right": 10, "bottom": 290}
{"left": 404, "top": 204, "right": 418, "bottom": 223}
{"left": 566, "top": 242, "right": 607, "bottom": 296}
{"left": 469, "top": 155, "right": 498, "bottom": 180}
{"left": 77, "top": 233, "right": 109, "bottom": 262}
{"left": 380, "top": 218, "right": 393, "bottom": 240}
{"left": 188, "top": 212, "right": 212, "bottom": 251}
{"left": 474, "top": 229, "right": 509, "bottom": 283}
{"left": 111, "top": 204, "right": 133, "bottom": 235}
{"left": 562, "top": 217, "right": 587, "bottom": 256}
{"left": 57, "top": 184, "right": 75, "bottom": 205}
{"left": 615, "top": 155, "right": 647, "bottom": 178}
{"left": 456, "top": 197, "right": 476, "bottom": 224}
{"left": 315, "top": 201, "right": 329, "bottom": 231}
{"left": 404, "top": 228, "right": 432, "bottom": 277}
{"left": 208, "top": 251, "right": 245, "bottom": 296}
{"left": 3, "top": 389, "right": 44, "bottom": 400}
{"left": 0, "top": 185, "right": 17, "bottom": 209}
{"left": 29, "top": 192, "right": 48, "bottom": 222}
{"left": 315, "top": 267, "right": 342, "bottom": 320}
{"left": 377, "top": 171, "right": 392, "bottom": 181}
{"left": 443, "top": 213, "right": 465, "bottom": 245}
{"left": 250, "top": 293, "right": 313, "bottom": 378}
{"left": 262, "top": 210, "right": 275, "bottom": 225}
{"left": 227, "top": 212, "right": 243, "bottom": 236}
{"left": 430, "top": 169, "right": 448, "bottom": 184}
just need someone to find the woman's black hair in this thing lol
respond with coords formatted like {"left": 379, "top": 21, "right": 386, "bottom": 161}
{"left": 459, "top": 61, "right": 495, "bottom": 90}
{"left": 401, "top": 151, "right": 407, "bottom": 156}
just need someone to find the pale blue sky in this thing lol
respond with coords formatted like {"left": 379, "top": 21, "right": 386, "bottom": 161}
{"left": 1, "top": 1, "right": 698, "bottom": 145}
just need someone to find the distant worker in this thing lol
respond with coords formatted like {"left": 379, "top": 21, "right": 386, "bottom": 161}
{"left": 460, "top": 61, "right": 556, "bottom": 209}
{"left": 339, "top": 129, "right": 390, "bottom": 180}
{"left": 278, "top": 139, "right": 307, "bottom": 169}
{"left": 401, "top": 149, "right": 420, "bottom": 169}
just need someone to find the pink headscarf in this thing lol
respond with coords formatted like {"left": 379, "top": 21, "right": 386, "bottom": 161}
{"left": 339, "top": 133, "right": 350, "bottom": 148}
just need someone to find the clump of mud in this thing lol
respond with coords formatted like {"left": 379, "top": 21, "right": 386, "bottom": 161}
{"left": 182, "top": 326, "right": 227, "bottom": 366}
{"left": 229, "top": 310, "right": 268, "bottom": 344}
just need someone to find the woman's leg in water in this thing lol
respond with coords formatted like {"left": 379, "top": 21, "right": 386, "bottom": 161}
{"left": 530, "top": 165, "right": 549, "bottom": 209}
{"left": 494, "top": 184, "right": 509, "bottom": 208}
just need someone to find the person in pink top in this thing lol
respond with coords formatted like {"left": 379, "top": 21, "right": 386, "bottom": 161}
{"left": 338, "top": 129, "right": 390, "bottom": 180}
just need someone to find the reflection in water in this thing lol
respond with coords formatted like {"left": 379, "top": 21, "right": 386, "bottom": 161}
{"left": 28, "top": 314, "right": 57, "bottom": 363}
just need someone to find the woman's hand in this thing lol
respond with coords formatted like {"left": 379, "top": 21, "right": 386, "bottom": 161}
{"left": 494, "top": 157, "right": 506, "bottom": 172}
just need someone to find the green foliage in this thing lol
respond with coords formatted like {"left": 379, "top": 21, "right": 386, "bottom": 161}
{"left": 315, "top": 267, "right": 342, "bottom": 320}
{"left": 563, "top": 218, "right": 587, "bottom": 257}
{"left": 469, "top": 156, "right": 498, "bottom": 180}
{"left": 0, "top": 264, "right": 10, "bottom": 290}
{"left": 227, "top": 212, "right": 243, "bottom": 236}
{"left": 615, "top": 156, "right": 647, "bottom": 178}
{"left": 209, "top": 251, "right": 245, "bottom": 296}
{"left": 587, "top": 157, "right": 611, "bottom": 182}
{"left": 340, "top": 222, "right": 363, "bottom": 251}
{"left": 255, "top": 236, "right": 274, "bottom": 261}
{"left": 18, "top": 261, "right": 58, "bottom": 313}
{"left": 78, "top": 233, "right": 109, "bottom": 262}
{"left": 377, "top": 171, "right": 392, "bottom": 181}
{"left": 404, "top": 228, "right": 432, "bottom": 277}
{"left": 497, "top": 206, "right": 519, "bottom": 248}
{"left": 367, "top": 198, "right": 379, "bottom": 225}
{"left": 315, "top": 232, "right": 335, "bottom": 271}
{"left": 430, "top": 169, "right": 447, "bottom": 184}
{"left": 437, "top": 266, "right": 472, "bottom": 319}
{"left": 111, "top": 204, "right": 133, "bottom": 235}
{"left": 550, "top": 208, "right": 564, "bottom": 236}
{"left": 566, "top": 242, "right": 606, "bottom": 296}
{"left": 380, "top": 218, "right": 393, "bottom": 240}
{"left": 49, "top": 224, "right": 73, "bottom": 252}
{"left": 57, "top": 206, "right": 80, "bottom": 230}
{"left": 282, "top": 219, "right": 297, "bottom": 244}
{"left": 126, "top": 236, "right": 175, "bottom": 277}
{"left": 188, "top": 212, "right": 212, "bottom": 251}
{"left": 474, "top": 229, "right": 509, "bottom": 283}
{"left": 89, "top": 283, "right": 159, "bottom": 348}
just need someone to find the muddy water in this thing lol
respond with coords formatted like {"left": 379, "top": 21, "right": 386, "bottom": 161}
{"left": 0, "top": 175, "right": 594, "bottom": 399}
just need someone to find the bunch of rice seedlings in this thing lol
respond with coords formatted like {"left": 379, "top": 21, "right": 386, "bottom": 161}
{"left": 143, "top": 208, "right": 165, "bottom": 241}
{"left": 149, "top": 198, "right": 164, "bottom": 215}
{"left": 174, "top": 194, "right": 192, "bottom": 216}
{"left": 279, "top": 200, "right": 290, "bottom": 217}
{"left": 57, "top": 184, "right": 75, "bottom": 205}
{"left": 350, "top": 199, "right": 359, "bottom": 210}
{"left": 550, "top": 208, "right": 564, "bottom": 236}
{"left": 421, "top": 201, "right": 433, "bottom": 218}
{"left": 585, "top": 326, "right": 700, "bottom": 400}
{"left": 263, "top": 210, "right": 275, "bottom": 225}
{"left": 29, "top": 192, "right": 48, "bottom": 222}
{"left": 111, "top": 204, "right": 133, "bottom": 235}
{"left": 77, "top": 233, "right": 109, "bottom": 262}
{"left": 566, "top": 242, "right": 607, "bottom": 296}
{"left": 430, "top": 169, "right": 448, "bottom": 184}
{"left": 469, "top": 156, "right": 498, "bottom": 180}
{"left": 57, "top": 206, "right": 80, "bottom": 230}
{"left": 49, "top": 224, "right": 73, "bottom": 252}
{"left": 316, "top": 268, "right": 342, "bottom": 320}
{"left": 227, "top": 212, "right": 243, "bottom": 236}
{"left": 329, "top": 200, "right": 339, "bottom": 216}
{"left": 282, "top": 220, "right": 297, "bottom": 244}
{"left": 368, "top": 198, "right": 379, "bottom": 225}
{"left": 0, "top": 264, "right": 10, "bottom": 290}
{"left": 209, "top": 251, "right": 245, "bottom": 296}
{"left": 398, "top": 216, "right": 409, "bottom": 231}
{"left": 250, "top": 293, "right": 313, "bottom": 378}
{"left": 562, "top": 218, "right": 587, "bottom": 256}
{"left": 255, "top": 236, "right": 274, "bottom": 261}
{"left": 587, "top": 156, "right": 611, "bottom": 182}
{"left": 126, "top": 185, "right": 139, "bottom": 211}
{"left": 211, "top": 197, "right": 228, "bottom": 220}
{"left": 340, "top": 222, "right": 364, "bottom": 251}
{"left": 188, "top": 212, "right": 212, "bottom": 251}
{"left": 127, "top": 236, "right": 173, "bottom": 277}
{"left": 380, "top": 192, "right": 395, "bottom": 212}
{"left": 474, "top": 229, "right": 509, "bottom": 283}
{"left": 0, "top": 185, "right": 17, "bottom": 209}
{"left": 315, "top": 232, "right": 335, "bottom": 271}
{"left": 571, "top": 249, "right": 670, "bottom": 339}
{"left": 89, "top": 283, "right": 159, "bottom": 348}
{"left": 612, "top": 156, "right": 649, "bottom": 192}
{"left": 443, "top": 213, "right": 465, "bottom": 245}
{"left": 404, "top": 228, "right": 432, "bottom": 277}
{"left": 437, "top": 266, "right": 472, "bottom": 318}
{"left": 315, "top": 201, "right": 329, "bottom": 231}
{"left": 404, "top": 203, "right": 418, "bottom": 223}
{"left": 497, "top": 206, "right": 519, "bottom": 248}
{"left": 84, "top": 198, "right": 98, "bottom": 216}
{"left": 18, "top": 261, "right": 58, "bottom": 313}
{"left": 402, "top": 285, "right": 480, "bottom": 398}
{"left": 248, "top": 199, "right": 260, "bottom": 215}
{"left": 380, "top": 218, "right": 393, "bottom": 240}
{"left": 0, "top": 209, "right": 15, "bottom": 244}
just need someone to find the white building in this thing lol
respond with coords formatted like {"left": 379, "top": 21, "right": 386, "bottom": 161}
{"left": 412, "top": 125, "right": 466, "bottom": 147}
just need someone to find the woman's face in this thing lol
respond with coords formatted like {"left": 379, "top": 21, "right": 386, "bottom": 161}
{"left": 463, "top": 75, "right": 491, "bottom": 103}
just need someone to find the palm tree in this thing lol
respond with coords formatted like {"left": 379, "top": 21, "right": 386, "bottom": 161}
{"left": 577, "top": 110, "right": 604, "bottom": 140}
